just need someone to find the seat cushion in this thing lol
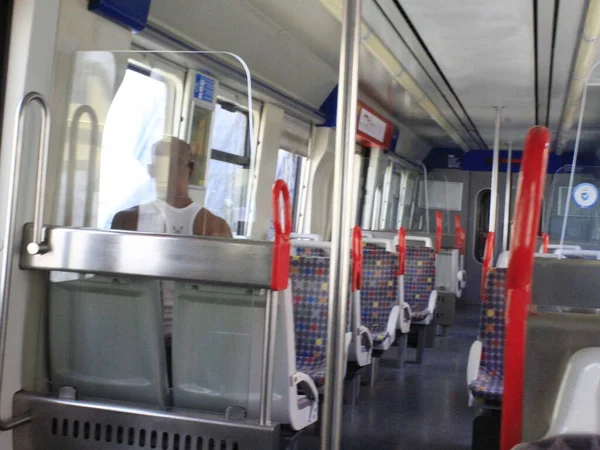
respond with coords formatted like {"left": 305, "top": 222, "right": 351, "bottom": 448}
{"left": 361, "top": 249, "right": 397, "bottom": 344}
{"left": 405, "top": 247, "right": 436, "bottom": 318}
{"left": 470, "top": 268, "right": 507, "bottom": 408}
{"left": 410, "top": 309, "right": 432, "bottom": 323}
{"left": 469, "top": 367, "right": 503, "bottom": 407}
{"left": 372, "top": 331, "right": 389, "bottom": 347}
{"left": 296, "top": 356, "right": 326, "bottom": 387}
{"left": 290, "top": 256, "right": 330, "bottom": 387}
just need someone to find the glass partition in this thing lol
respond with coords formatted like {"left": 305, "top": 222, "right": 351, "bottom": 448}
{"left": 46, "top": 51, "right": 269, "bottom": 419}
{"left": 546, "top": 165, "right": 600, "bottom": 247}
{"left": 52, "top": 51, "right": 256, "bottom": 239}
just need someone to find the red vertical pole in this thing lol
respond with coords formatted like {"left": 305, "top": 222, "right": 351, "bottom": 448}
{"left": 501, "top": 127, "right": 550, "bottom": 450}
{"left": 352, "top": 226, "right": 363, "bottom": 292}
{"left": 480, "top": 231, "right": 495, "bottom": 298}
{"left": 455, "top": 215, "right": 462, "bottom": 249}
{"left": 397, "top": 227, "right": 406, "bottom": 276}
{"left": 435, "top": 210, "right": 443, "bottom": 254}
{"left": 541, "top": 232, "right": 549, "bottom": 254}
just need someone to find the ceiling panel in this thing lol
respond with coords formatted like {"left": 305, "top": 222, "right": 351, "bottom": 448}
{"left": 399, "top": 0, "right": 536, "bottom": 148}
{"left": 149, "top": 0, "right": 339, "bottom": 107}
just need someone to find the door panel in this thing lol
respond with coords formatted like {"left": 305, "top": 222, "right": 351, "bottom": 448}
{"left": 0, "top": 0, "right": 60, "bottom": 441}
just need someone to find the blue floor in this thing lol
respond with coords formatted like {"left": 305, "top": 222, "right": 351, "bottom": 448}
{"left": 298, "top": 302, "right": 480, "bottom": 449}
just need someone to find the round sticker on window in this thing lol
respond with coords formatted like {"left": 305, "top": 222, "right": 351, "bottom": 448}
{"left": 572, "top": 183, "right": 599, "bottom": 208}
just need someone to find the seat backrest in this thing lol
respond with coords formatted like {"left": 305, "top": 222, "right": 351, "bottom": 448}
{"left": 478, "top": 268, "right": 507, "bottom": 378}
{"left": 405, "top": 246, "right": 436, "bottom": 312}
{"left": 49, "top": 276, "right": 168, "bottom": 406}
{"left": 361, "top": 249, "right": 397, "bottom": 333}
{"left": 171, "top": 281, "right": 309, "bottom": 427}
{"left": 293, "top": 246, "right": 328, "bottom": 257}
{"left": 289, "top": 256, "right": 330, "bottom": 369}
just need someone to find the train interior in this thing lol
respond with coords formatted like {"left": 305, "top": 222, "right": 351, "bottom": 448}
{"left": 3, "top": 0, "right": 600, "bottom": 449}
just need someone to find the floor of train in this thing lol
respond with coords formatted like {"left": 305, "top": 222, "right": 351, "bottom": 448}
{"left": 298, "top": 302, "right": 480, "bottom": 450}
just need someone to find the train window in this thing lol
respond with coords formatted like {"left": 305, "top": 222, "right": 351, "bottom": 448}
{"left": 418, "top": 179, "right": 463, "bottom": 211}
{"left": 474, "top": 189, "right": 491, "bottom": 263}
{"left": 400, "top": 172, "right": 420, "bottom": 231}
{"left": 268, "top": 149, "right": 305, "bottom": 238}
{"left": 204, "top": 103, "right": 251, "bottom": 235}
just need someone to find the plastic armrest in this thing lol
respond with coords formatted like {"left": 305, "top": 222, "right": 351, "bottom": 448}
{"left": 428, "top": 289, "right": 438, "bottom": 315}
{"left": 467, "top": 340, "right": 482, "bottom": 386}
{"left": 386, "top": 305, "right": 400, "bottom": 342}
{"left": 398, "top": 303, "right": 412, "bottom": 334}
{"left": 358, "top": 325, "right": 373, "bottom": 352}
{"left": 293, "top": 371, "right": 319, "bottom": 403}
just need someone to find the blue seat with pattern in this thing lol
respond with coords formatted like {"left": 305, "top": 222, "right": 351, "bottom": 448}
{"left": 290, "top": 256, "right": 330, "bottom": 386}
{"left": 361, "top": 249, "right": 399, "bottom": 351}
{"left": 293, "top": 246, "right": 328, "bottom": 257}
{"left": 468, "top": 267, "right": 506, "bottom": 408}
{"left": 405, "top": 246, "right": 437, "bottom": 324}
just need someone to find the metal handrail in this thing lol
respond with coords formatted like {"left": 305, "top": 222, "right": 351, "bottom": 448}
{"left": 24, "top": 93, "right": 51, "bottom": 255}
{"left": 65, "top": 105, "right": 99, "bottom": 227}
{"left": 0, "top": 92, "right": 51, "bottom": 430}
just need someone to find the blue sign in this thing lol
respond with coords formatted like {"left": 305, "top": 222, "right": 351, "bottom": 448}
{"left": 88, "top": 0, "right": 151, "bottom": 32}
{"left": 194, "top": 73, "right": 216, "bottom": 104}
{"left": 572, "top": 183, "right": 599, "bottom": 208}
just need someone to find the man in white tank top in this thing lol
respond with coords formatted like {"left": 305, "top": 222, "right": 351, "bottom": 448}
{"left": 111, "top": 137, "right": 233, "bottom": 339}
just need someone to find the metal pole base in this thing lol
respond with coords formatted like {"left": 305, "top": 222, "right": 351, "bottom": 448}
{"left": 369, "top": 357, "right": 380, "bottom": 388}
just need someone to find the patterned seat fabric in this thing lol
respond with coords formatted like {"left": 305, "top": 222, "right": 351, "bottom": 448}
{"left": 293, "top": 247, "right": 328, "bottom": 257}
{"left": 361, "top": 249, "right": 397, "bottom": 349}
{"left": 290, "top": 256, "right": 330, "bottom": 387}
{"left": 514, "top": 435, "right": 600, "bottom": 449}
{"left": 405, "top": 247, "right": 436, "bottom": 323}
{"left": 469, "top": 268, "right": 507, "bottom": 407}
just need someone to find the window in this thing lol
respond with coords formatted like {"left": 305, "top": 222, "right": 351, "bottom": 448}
{"left": 204, "top": 103, "right": 252, "bottom": 235}
{"left": 474, "top": 189, "right": 491, "bottom": 263}
{"left": 268, "top": 149, "right": 304, "bottom": 239}
{"left": 418, "top": 180, "right": 464, "bottom": 211}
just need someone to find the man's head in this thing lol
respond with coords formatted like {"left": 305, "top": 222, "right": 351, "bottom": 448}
{"left": 151, "top": 136, "right": 195, "bottom": 200}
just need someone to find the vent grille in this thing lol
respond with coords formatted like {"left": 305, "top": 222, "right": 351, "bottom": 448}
{"left": 50, "top": 417, "right": 241, "bottom": 450}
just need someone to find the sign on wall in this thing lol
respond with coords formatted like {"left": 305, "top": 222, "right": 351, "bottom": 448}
{"left": 572, "top": 183, "right": 599, "bottom": 209}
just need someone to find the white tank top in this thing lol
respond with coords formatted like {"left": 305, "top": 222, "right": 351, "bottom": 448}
{"left": 137, "top": 200, "right": 204, "bottom": 337}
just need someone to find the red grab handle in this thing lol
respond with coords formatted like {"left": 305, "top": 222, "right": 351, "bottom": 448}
{"left": 480, "top": 231, "right": 495, "bottom": 299}
{"left": 271, "top": 179, "right": 292, "bottom": 291}
{"left": 541, "top": 232, "right": 549, "bottom": 254}
{"left": 501, "top": 127, "right": 551, "bottom": 450}
{"left": 455, "top": 215, "right": 462, "bottom": 249}
{"left": 397, "top": 227, "right": 406, "bottom": 276}
{"left": 436, "top": 210, "right": 443, "bottom": 254}
{"left": 352, "top": 226, "right": 363, "bottom": 292}
{"left": 460, "top": 228, "right": 466, "bottom": 255}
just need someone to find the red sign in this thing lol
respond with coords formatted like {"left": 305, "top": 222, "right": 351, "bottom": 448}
{"left": 356, "top": 102, "right": 395, "bottom": 149}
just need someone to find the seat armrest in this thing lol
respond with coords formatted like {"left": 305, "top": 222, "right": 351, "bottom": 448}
{"left": 428, "top": 289, "right": 438, "bottom": 315}
{"left": 386, "top": 305, "right": 400, "bottom": 342}
{"left": 358, "top": 325, "right": 373, "bottom": 351}
{"left": 398, "top": 303, "right": 412, "bottom": 334}
{"left": 293, "top": 371, "right": 319, "bottom": 403}
{"left": 467, "top": 340, "right": 482, "bottom": 386}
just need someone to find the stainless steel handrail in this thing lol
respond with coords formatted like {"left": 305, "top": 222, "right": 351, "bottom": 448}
{"left": 321, "top": 0, "right": 361, "bottom": 448}
{"left": 23, "top": 93, "right": 51, "bottom": 255}
{"left": 0, "top": 92, "right": 50, "bottom": 430}
{"left": 259, "top": 290, "right": 278, "bottom": 425}
{"left": 65, "top": 105, "right": 99, "bottom": 227}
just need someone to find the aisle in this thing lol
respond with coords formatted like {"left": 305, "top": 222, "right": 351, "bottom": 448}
{"left": 298, "top": 303, "right": 479, "bottom": 450}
